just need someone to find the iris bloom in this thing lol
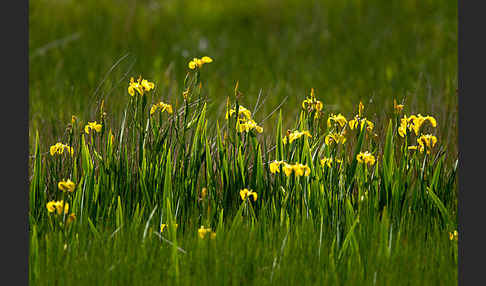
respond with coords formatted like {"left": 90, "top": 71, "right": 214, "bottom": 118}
{"left": 85, "top": 121, "right": 102, "bottom": 134}
{"left": 398, "top": 116, "right": 409, "bottom": 137}
{"left": 320, "top": 157, "right": 342, "bottom": 168}
{"left": 46, "top": 200, "right": 69, "bottom": 215}
{"left": 182, "top": 88, "right": 190, "bottom": 100}
{"left": 301, "top": 88, "right": 323, "bottom": 119}
{"left": 150, "top": 102, "right": 173, "bottom": 115}
{"left": 58, "top": 179, "right": 75, "bottom": 192}
{"left": 226, "top": 104, "right": 262, "bottom": 133}
{"left": 394, "top": 99, "right": 404, "bottom": 113}
{"left": 348, "top": 118, "right": 374, "bottom": 132}
{"left": 327, "top": 113, "right": 347, "bottom": 128}
{"left": 347, "top": 102, "right": 374, "bottom": 132}
{"left": 188, "top": 56, "right": 213, "bottom": 70}
{"left": 226, "top": 105, "right": 252, "bottom": 120}
{"left": 325, "top": 132, "right": 346, "bottom": 145}
{"left": 358, "top": 101, "right": 364, "bottom": 117}
{"left": 417, "top": 134, "right": 437, "bottom": 154}
{"left": 67, "top": 213, "right": 76, "bottom": 225}
{"left": 128, "top": 76, "right": 155, "bottom": 96}
{"left": 56, "top": 201, "right": 69, "bottom": 215}
{"left": 160, "top": 223, "right": 179, "bottom": 232}
{"left": 240, "top": 188, "right": 258, "bottom": 202}
{"left": 292, "top": 163, "right": 311, "bottom": 177}
{"left": 398, "top": 114, "right": 437, "bottom": 137}
{"left": 46, "top": 201, "right": 57, "bottom": 213}
{"left": 237, "top": 118, "right": 263, "bottom": 133}
{"left": 449, "top": 230, "right": 458, "bottom": 241}
{"left": 356, "top": 151, "right": 376, "bottom": 166}
{"left": 283, "top": 130, "right": 312, "bottom": 145}
{"left": 280, "top": 162, "right": 310, "bottom": 177}
{"left": 141, "top": 79, "right": 155, "bottom": 91}
{"left": 282, "top": 163, "right": 294, "bottom": 177}
{"left": 409, "top": 115, "right": 437, "bottom": 136}
{"left": 198, "top": 226, "right": 216, "bottom": 239}
{"left": 49, "top": 142, "right": 73, "bottom": 156}
{"left": 269, "top": 160, "right": 284, "bottom": 173}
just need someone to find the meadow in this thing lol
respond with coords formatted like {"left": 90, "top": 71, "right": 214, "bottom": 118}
{"left": 29, "top": 0, "right": 458, "bottom": 285}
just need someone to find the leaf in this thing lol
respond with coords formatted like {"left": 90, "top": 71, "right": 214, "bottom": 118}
{"left": 276, "top": 110, "right": 284, "bottom": 161}
{"left": 346, "top": 122, "right": 366, "bottom": 191}
{"left": 87, "top": 217, "right": 101, "bottom": 240}
{"left": 338, "top": 215, "right": 360, "bottom": 260}
{"left": 383, "top": 119, "right": 395, "bottom": 187}
{"left": 426, "top": 186, "right": 451, "bottom": 227}
{"left": 116, "top": 196, "right": 123, "bottom": 229}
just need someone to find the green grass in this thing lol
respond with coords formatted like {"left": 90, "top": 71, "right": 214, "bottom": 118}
{"left": 29, "top": 0, "right": 458, "bottom": 285}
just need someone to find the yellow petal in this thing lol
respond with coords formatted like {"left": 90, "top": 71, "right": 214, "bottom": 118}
{"left": 201, "top": 56, "right": 213, "bottom": 63}
{"left": 46, "top": 201, "right": 56, "bottom": 213}
{"left": 283, "top": 164, "right": 293, "bottom": 177}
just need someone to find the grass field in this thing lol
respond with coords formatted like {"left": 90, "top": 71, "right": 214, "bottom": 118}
{"left": 29, "top": 0, "right": 458, "bottom": 285}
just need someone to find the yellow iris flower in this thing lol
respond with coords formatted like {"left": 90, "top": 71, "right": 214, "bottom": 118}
{"left": 293, "top": 163, "right": 311, "bottom": 177}
{"left": 150, "top": 102, "right": 173, "bottom": 116}
{"left": 269, "top": 160, "right": 284, "bottom": 173}
{"left": 449, "top": 230, "right": 458, "bottom": 241}
{"left": 188, "top": 56, "right": 213, "bottom": 70}
{"left": 201, "top": 187, "right": 207, "bottom": 199}
{"left": 56, "top": 201, "right": 69, "bottom": 215}
{"left": 160, "top": 223, "right": 179, "bottom": 232}
{"left": 398, "top": 114, "right": 437, "bottom": 137}
{"left": 320, "top": 157, "right": 342, "bottom": 168}
{"left": 237, "top": 118, "right": 263, "bottom": 133}
{"left": 49, "top": 142, "right": 74, "bottom": 156}
{"left": 141, "top": 79, "right": 155, "bottom": 91}
{"left": 283, "top": 130, "right": 312, "bottom": 145}
{"left": 226, "top": 105, "right": 252, "bottom": 120}
{"left": 198, "top": 226, "right": 216, "bottom": 239}
{"left": 225, "top": 104, "right": 262, "bottom": 133}
{"left": 240, "top": 188, "right": 258, "bottom": 202}
{"left": 327, "top": 113, "right": 347, "bottom": 128}
{"left": 58, "top": 179, "right": 76, "bottom": 192}
{"left": 46, "top": 200, "right": 69, "bottom": 215}
{"left": 356, "top": 151, "right": 376, "bottom": 166}
{"left": 85, "top": 121, "right": 102, "bottom": 134}
{"left": 417, "top": 134, "right": 437, "bottom": 154}
{"left": 398, "top": 116, "right": 409, "bottom": 137}
{"left": 46, "top": 201, "right": 57, "bottom": 213}
{"left": 67, "top": 213, "right": 76, "bottom": 225}
{"left": 394, "top": 99, "right": 404, "bottom": 113}
{"left": 325, "top": 132, "right": 347, "bottom": 145}
{"left": 282, "top": 163, "right": 294, "bottom": 177}
{"left": 128, "top": 77, "right": 144, "bottom": 96}
{"left": 128, "top": 76, "right": 155, "bottom": 96}
{"left": 301, "top": 88, "right": 323, "bottom": 119}
{"left": 348, "top": 118, "right": 374, "bottom": 132}
{"left": 347, "top": 102, "right": 373, "bottom": 132}
{"left": 279, "top": 162, "right": 310, "bottom": 177}
{"left": 358, "top": 101, "right": 365, "bottom": 117}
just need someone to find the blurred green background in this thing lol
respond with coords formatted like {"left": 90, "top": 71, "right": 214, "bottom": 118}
{"left": 29, "top": 0, "right": 457, "bottom": 152}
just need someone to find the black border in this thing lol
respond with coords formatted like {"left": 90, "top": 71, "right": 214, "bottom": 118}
{"left": 458, "top": 0, "right": 483, "bottom": 285}
{"left": 6, "top": 0, "right": 29, "bottom": 285}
